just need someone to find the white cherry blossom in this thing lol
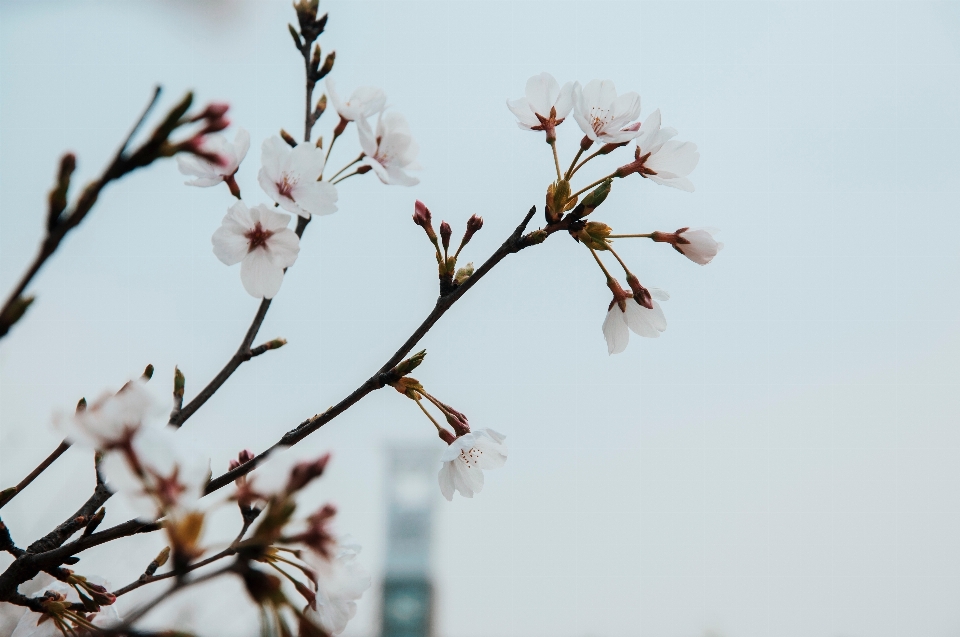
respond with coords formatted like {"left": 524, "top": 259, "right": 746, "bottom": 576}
{"left": 303, "top": 539, "right": 371, "bottom": 635}
{"left": 211, "top": 201, "right": 300, "bottom": 299}
{"left": 54, "top": 379, "right": 160, "bottom": 450}
{"left": 325, "top": 78, "right": 386, "bottom": 123}
{"left": 258, "top": 136, "right": 338, "bottom": 217}
{"left": 506, "top": 72, "right": 576, "bottom": 131}
{"left": 602, "top": 288, "right": 669, "bottom": 355}
{"left": 675, "top": 228, "right": 723, "bottom": 265}
{"left": 572, "top": 79, "right": 643, "bottom": 143}
{"left": 99, "top": 425, "right": 211, "bottom": 520}
{"left": 622, "top": 109, "right": 700, "bottom": 192}
{"left": 438, "top": 428, "right": 507, "bottom": 500}
{"left": 358, "top": 111, "right": 420, "bottom": 186}
{"left": 176, "top": 127, "right": 249, "bottom": 188}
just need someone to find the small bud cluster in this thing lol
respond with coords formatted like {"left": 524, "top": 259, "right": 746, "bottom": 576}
{"left": 411, "top": 200, "right": 484, "bottom": 295}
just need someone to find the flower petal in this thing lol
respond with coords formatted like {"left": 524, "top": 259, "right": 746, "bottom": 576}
{"left": 240, "top": 250, "right": 285, "bottom": 299}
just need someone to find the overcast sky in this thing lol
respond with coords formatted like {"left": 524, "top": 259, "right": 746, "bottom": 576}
{"left": 2, "top": 1, "right": 960, "bottom": 636}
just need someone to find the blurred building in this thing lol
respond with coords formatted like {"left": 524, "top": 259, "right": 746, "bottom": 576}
{"left": 381, "top": 447, "right": 438, "bottom": 637}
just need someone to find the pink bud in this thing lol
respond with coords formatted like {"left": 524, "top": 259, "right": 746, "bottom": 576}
{"left": 413, "top": 200, "right": 432, "bottom": 226}
{"left": 439, "top": 221, "right": 452, "bottom": 252}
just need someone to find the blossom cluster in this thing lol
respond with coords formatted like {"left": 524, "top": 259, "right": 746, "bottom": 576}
{"left": 178, "top": 78, "right": 419, "bottom": 300}
{"left": 507, "top": 72, "right": 723, "bottom": 355}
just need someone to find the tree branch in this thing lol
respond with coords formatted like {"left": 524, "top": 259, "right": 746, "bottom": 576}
{"left": 0, "top": 440, "right": 71, "bottom": 509}
{"left": 0, "top": 88, "right": 172, "bottom": 340}
{"left": 204, "top": 206, "right": 541, "bottom": 493}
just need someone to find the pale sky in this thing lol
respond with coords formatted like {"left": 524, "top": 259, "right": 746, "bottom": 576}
{"left": 2, "top": 2, "right": 960, "bottom": 636}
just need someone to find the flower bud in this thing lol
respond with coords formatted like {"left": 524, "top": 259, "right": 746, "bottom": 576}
{"left": 454, "top": 262, "right": 474, "bottom": 285}
{"left": 317, "top": 51, "right": 336, "bottom": 80}
{"left": 286, "top": 453, "right": 331, "bottom": 493}
{"left": 412, "top": 200, "right": 437, "bottom": 241}
{"left": 625, "top": 273, "right": 653, "bottom": 309}
{"left": 392, "top": 349, "right": 427, "bottom": 377}
{"left": 280, "top": 129, "right": 298, "bottom": 148}
{"left": 173, "top": 366, "right": 185, "bottom": 402}
{"left": 440, "top": 221, "right": 452, "bottom": 252}
{"left": 579, "top": 179, "right": 612, "bottom": 216}
{"left": 459, "top": 214, "right": 483, "bottom": 251}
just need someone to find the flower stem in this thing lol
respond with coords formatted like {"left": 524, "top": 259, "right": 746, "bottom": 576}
{"left": 414, "top": 396, "right": 446, "bottom": 433}
{"left": 607, "top": 233, "right": 654, "bottom": 239}
{"left": 328, "top": 154, "right": 364, "bottom": 181}
{"left": 587, "top": 246, "right": 616, "bottom": 282}
{"left": 565, "top": 146, "right": 585, "bottom": 180}
{"left": 321, "top": 129, "right": 343, "bottom": 178}
{"left": 550, "top": 140, "right": 562, "bottom": 180}
{"left": 569, "top": 148, "right": 605, "bottom": 178}
{"left": 330, "top": 170, "right": 361, "bottom": 185}
{"left": 605, "top": 244, "right": 633, "bottom": 276}
{"left": 571, "top": 172, "right": 619, "bottom": 199}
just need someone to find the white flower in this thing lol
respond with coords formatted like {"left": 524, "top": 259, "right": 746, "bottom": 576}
{"left": 176, "top": 127, "right": 249, "bottom": 187}
{"left": 99, "top": 425, "right": 211, "bottom": 520}
{"left": 303, "top": 539, "right": 371, "bottom": 636}
{"left": 675, "top": 228, "right": 723, "bottom": 265}
{"left": 602, "top": 288, "right": 669, "bottom": 355}
{"left": 572, "top": 79, "right": 643, "bottom": 143}
{"left": 506, "top": 72, "right": 576, "bottom": 130}
{"left": 258, "top": 137, "right": 338, "bottom": 218}
{"left": 325, "top": 78, "right": 386, "bottom": 123}
{"left": 358, "top": 111, "right": 420, "bottom": 186}
{"left": 211, "top": 201, "right": 300, "bottom": 299}
{"left": 623, "top": 109, "right": 699, "bottom": 192}
{"left": 438, "top": 428, "right": 507, "bottom": 501}
{"left": 54, "top": 379, "right": 160, "bottom": 450}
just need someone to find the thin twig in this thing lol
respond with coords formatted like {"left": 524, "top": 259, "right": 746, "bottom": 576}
{"left": 0, "top": 440, "right": 71, "bottom": 509}
{"left": 0, "top": 87, "right": 177, "bottom": 340}
{"left": 112, "top": 514, "right": 255, "bottom": 598}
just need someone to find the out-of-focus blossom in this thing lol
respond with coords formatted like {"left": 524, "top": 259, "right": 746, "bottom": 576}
{"left": 507, "top": 72, "right": 576, "bottom": 139}
{"left": 302, "top": 539, "right": 371, "bottom": 636}
{"left": 616, "top": 110, "right": 699, "bottom": 192}
{"left": 438, "top": 429, "right": 507, "bottom": 500}
{"left": 176, "top": 127, "right": 249, "bottom": 189}
{"left": 325, "top": 78, "right": 386, "bottom": 123}
{"left": 99, "top": 425, "right": 210, "bottom": 521}
{"left": 54, "top": 379, "right": 158, "bottom": 450}
{"left": 10, "top": 578, "right": 119, "bottom": 637}
{"left": 572, "top": 80, "right": 643, "bottom": 144}
{"left": 258, "top": 137, "right": 338, "bottom": 217}
{"left": 602, "top": 288, "right": 669, "bottom": 355}
{"left": 358, "top": 111, "right": 420, "bottom": 186}
{"left": 211, "top": 201, "right": 300, "bottom": 299}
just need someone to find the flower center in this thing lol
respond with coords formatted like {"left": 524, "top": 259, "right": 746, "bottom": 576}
{"left": 589, "top": 108, "right": 612, "bottom": 134}
{"left": 245, "top": 222, "right": 274, "bottom": 252}
{"left": 459, "top": 446, "right": 482, "bottom": 468}
{"left": 276, "top": 173, "right": 298, "bottom": 198}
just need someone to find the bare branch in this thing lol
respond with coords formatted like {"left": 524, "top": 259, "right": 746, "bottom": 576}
{"left": 0, "top": 440, "right": 70, "bottom": 509}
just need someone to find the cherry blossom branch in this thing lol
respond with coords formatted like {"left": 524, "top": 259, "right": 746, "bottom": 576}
{"left": 0, "top": 440, "right": 70, "bottom": 509}
{"left": 0, "top": 87, "right": 208, "bottom": 340}
{"left": 203, "top": 205, "right": 543, "bottom": 493}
